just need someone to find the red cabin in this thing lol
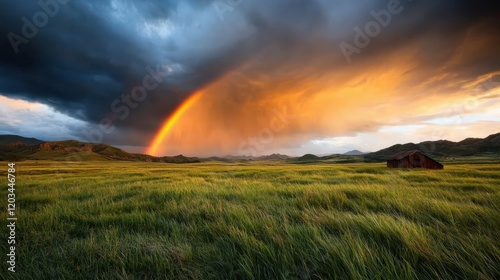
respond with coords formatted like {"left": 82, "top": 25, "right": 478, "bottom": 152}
{"left": 387, "top": 150, "right": 443, "bottom": 169}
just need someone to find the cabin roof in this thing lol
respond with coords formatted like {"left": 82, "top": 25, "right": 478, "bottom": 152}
{"left": 387, "top": 150, "right": 443, "bottom": 167}
{"left": 387, "top": 150, "right": 420, "bottom": 161}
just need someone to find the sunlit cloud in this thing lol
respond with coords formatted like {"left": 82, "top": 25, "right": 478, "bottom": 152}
{"left": 0, "top": 95, "right": 87, "bottom": 141}
{"left": 149, "top": 36, "right": 500, "bottom": 156}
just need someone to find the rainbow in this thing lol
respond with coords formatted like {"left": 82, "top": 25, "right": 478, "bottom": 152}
{"left": 146, "top": 91, "right": 203, "bottom": 156}
{"left": 146, "top": 72, "right": 234, "bottom": 156}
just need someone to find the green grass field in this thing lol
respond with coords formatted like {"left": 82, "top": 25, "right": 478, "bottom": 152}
{"left": 1, "top": 161, "right": 499, "bottom": 279}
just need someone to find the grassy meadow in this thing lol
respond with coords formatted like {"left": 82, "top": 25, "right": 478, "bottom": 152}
{"left": 1, "top": 161, "right": 499, "bottom": 279}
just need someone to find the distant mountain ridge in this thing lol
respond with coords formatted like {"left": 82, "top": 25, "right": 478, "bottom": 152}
{"left": 298, "top": 154, "right": 320, "bottom": 161}
{"left": 343, "top": 150, "right": 365, "bottom": 156}
{"left": 222, "top": 154, "right": 290, "bottom": 161}
{"left": 1, "top": 132, "right": 499, "bottom": 162}
{"left": 363, "top": 132, "right": 500, "bottom": 162}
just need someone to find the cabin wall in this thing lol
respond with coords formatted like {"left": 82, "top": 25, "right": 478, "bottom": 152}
{"left": 387, "top": 160, "right": 398, "bottom": 168}
{"left": 398, "top": 157, "right": 412, "bottom": 168}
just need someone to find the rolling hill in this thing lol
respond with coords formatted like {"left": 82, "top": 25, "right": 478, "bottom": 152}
{"left": 1, "top": 132, "right": 499, "bottom": 163}
{"left": 0, "top": 136, "right": 200, "bottom": 163}
{"left": 343, "top": 150, "right": 365, "bottom": 156}
{"left": 363, "top": 132, "right": 500, "bottom": 162}
{"left": 0, "top": 135, "right": 44, "bottom": 146}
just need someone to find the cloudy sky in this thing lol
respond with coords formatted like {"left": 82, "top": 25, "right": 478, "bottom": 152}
{"left": 1, "top": 0, "right": 499, "bottom": 156}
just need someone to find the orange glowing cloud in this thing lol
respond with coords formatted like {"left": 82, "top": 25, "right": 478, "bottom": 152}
{"left": 146, "top": 25, "right": 500, "bottom": 157}
{"left": 146, "top": 91, "right": 203, "bottom": 156}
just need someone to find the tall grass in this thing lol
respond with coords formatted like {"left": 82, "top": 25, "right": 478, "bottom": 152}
{"left": 1, "top": 161, "right": 499, "bottom": 279}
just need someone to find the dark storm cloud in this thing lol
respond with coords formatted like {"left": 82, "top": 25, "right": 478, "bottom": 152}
{"left": 0, "top": 0, "right": 498, "bottom": 147}
{"left": 0, "top": 0, "right": 204, "bottom": 145}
